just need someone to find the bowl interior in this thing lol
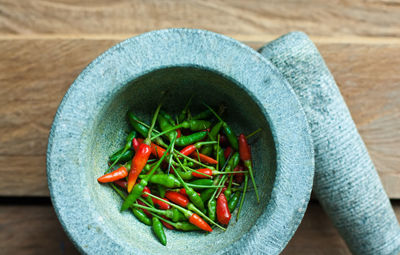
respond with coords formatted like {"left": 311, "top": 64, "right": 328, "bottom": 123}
{"left": 86, "top": 66, "right": 276, "bottom": 254}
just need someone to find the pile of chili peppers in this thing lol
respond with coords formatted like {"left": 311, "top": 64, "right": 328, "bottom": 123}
{"left": 97, "top": 100, "right": 260, "bottom": 246}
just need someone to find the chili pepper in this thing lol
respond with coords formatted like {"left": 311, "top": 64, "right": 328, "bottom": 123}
{"left": 135, "top": 199, "right": 186, "bottom": 222}
{"left": 140, "top": 174, "right": 181, "bottom": 188}
{"left": 234, "top": 164, "right": 245, "bottom": 184}
{"left": 238, "top": 134, "right": 259, "bottom": 202}
{"left": 144, "top": 192, "right": 215, "bottom": 232}
{"left": 114, "top": 179, "right": 128, "bottom": 189}
{"left": 193, "top": 109, "right": 213, "bottom": 120}
{"left": 121, "top": 134, "right": 175, "bottom": 211}
{"left": 132, "top": 207, "right": 152, "bottom": 226}
{"left": 173, "top": 167, "right": 193, "bottom": 181}
{"left": 127, "top": 105, "right": 164, "bottom": 193}
{"left": 132, "top": 138, "right": 140, "bottom": 151}
{"left": 97, "top": 166, "right": 128, "bottom": 183}
{"left": 158, "top": 114, "right": 177, "bottom": 141}
{"left": 191, "top": 151, "right": 218, "bottom": 165}
{"left": 176, "top": 129, "right": 181, "bottom": 138}
{"left": 137, "top": 138, "right": 167, "bottom": 159}
{"left": 173, "top": 162, "right": 205, "bottom": 212}
{"left": 127, "top": 143, "right": 151, "bottom": 192}
{"left": 150, "top": 212, "right": 200, "bottom": 232}
{"left": 200, "top": 145, "right": 212, "bottom": 156}
{"left": 204, "top": 104, "right": 239, "bottom": 150}
{"left": 216, "top": 193, "right": 231, "bottom": 225}
{"left": 161, "top": 215, "right": 175, "bottom": 230}
{"left": 191, "top": 168, "right": 212, "bottom": 178}
{"left": 178, "top": 188, "right": 200, "bottom": 197}
{"left": 165, "top": 191, "right": 189, "bottom": 207}
{"left": 109, "top": 149, "right": 133, "bottom": 164}
{"left": 200, "top": 188, "right": 214, "bottom": 202}
{"left": 224, "top": 152, "right": 240, "bottom": 199}
{"left": 152, "top": 217, "right": 167, "bottom": 246}
{"left": 189, "top": 179, "right": 214, "bottom": 187}
{"left": 153, "top": 197, "right": 171, "bottom": 210}
{"left": 160, "top": 110, "right": 175, "bottom": 126}
{"left": 158, "top": 185, "right": 167, "bottom": 198}
{"left": 179, "top": 120, "right": 211, "bottom": 131}
{"left": 207, "top": 199, "right": 217, "bottom": 221}
{"left": 105, "top": 131, "right": 136, "bottom": 174}
{"left": 228, "top": 191, "right": 241, "bottom": 212}
{"left": 137, "top": 200, "right": 152, "bottom": 218}
{"left": 224, "top": 147, "right": 232, "bottom": 160}
{"left": 174, "top": 150, "right": 216, "bottom": 170}
{"left": 175, "top": 131, "right": 208, "bottom": 147}
{"left": 179, "top": 141, "right": 216, "bottom": 156}
{"left": 219, "top": 134, "right": 228, "bottom": 147}
{"left": 127, "top": 112, "right": 166, "bottom": 147}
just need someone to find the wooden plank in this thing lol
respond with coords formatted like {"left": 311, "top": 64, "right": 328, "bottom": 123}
{"left": 0, "top": 201, "right": 397, "bottom": 254}
{"left": 1, "top": 0, "right": 400, "bottom": 37}
{"left": 0, "top": 38, "right": 399, "bottom": 197}
{"left": 0, "top": 204, "right": 78, "bottom": 255}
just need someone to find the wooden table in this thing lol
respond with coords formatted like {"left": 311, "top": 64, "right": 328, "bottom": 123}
{"left": 1, "top": 1, "right": 399, "bottom": 254}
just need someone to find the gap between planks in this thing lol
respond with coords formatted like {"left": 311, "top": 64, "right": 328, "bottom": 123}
{"left": 0, "top": 34, "right": 400, "bottom": 45}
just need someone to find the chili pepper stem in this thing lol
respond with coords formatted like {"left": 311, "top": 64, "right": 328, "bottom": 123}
{"left": 246, "top": 128, "right": 262, "bottom": 139}
{"left": 236, "top": 174, "right": 249, "bottom": 221}
{"left": 144, "top": 192, "right": 191, "bottom": 218}
{"left": 245, "top": 161, "right": 260, "bottom": 203}
{"left": 173, "top": 150, "right": 214, "bottom": 170}
{"left": 144, "top": 104, "right": 163, "bottom": 144}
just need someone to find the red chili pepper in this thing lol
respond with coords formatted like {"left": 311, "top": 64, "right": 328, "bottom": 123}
{"left": 132, "top": 138, "right": 140, "bottom": 152}
{"left": 238, "top": 134, "right": 251, "bottom": 161}
{"left": 224, "top": 146, "right": 232, "bottom": 160}
{"left": 165, "top": 191, "right": 189, "bottom": 207}
{"left": 191, "top": 168, "right": 212, "bottom": 179}
{"left": 161, "top": 215, "right": 174, "bottom": 230}
{"left": 189, "top": 213, "right": 212, "bottom": 232}
{"left": 234, "top": 164, "right": 244, "bottom": 184}
{"left": 142, "top": 186, "right": 151, "bottom": 198}
{"left": 137, "top": 138, "right": 167, "bottom": 158}
{"left": 176, "top": 129, "right": 182, "bottom": 138}
{"left": 114, "top": 179, "right": 128, "bottom": 189}
{"left": 180, "top": 144, "right": 196, "bottom": 156}
{"left": 219, "top": 134, "right": 228, "bottom": 146}
{"left": 216, "top": 193, "right": 231, "bottom": 225}
{"left": 137, "top": 200, "right": 152, "bottom": 218}
{"left": 152, "top": 197, "right": 171, "bottom": 210}
{"left": 127, "top": 143, "right": 152, "bottom": 192}
{"left": 190, "top": 152, "right": 218, "bottom": 165}
{"left": 97, "top": 166, "right": 128, "bottom": 183}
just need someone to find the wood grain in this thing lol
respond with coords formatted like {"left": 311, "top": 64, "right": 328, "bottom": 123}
{"left": 0, "top": 38, "right": 399, "bottom": 197}
{"left": 1, "top": 0, "right": 400, "bottom": 37}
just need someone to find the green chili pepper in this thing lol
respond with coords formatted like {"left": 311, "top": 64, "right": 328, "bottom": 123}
{"left": 140, "top": 174, "right": 181, "bottom": 188}
{"left": 200, "top": 188, "right": 214, "bottom": 202}
{"left": 180, "top": 120, "right": 211, "bottom": 131}
{"left": 174, "top": 160, "right": 205, "bottom": 212}
{"left": 209, "top": 122, "right": 223, "bottom": 141}
{"left": 174, "top": 167, "right": 193, "bottom": 181}
{"left": 109, "top": 149, "right": 133, "bottom": 164}
{"left": 189, "top": 179, "right": 214, "bottom": 187}
{"left": 158, "top": 185, "right": 167, "bottom": 198}
{"left": 158, "top": 114, "right": 177, "bottom": 141}
{"left": 127, "top": 112, "right": 166, "bottom": 146}
{"left": 132, "top": 208, "right": 152, "bottom": 226}
{"left": 200, "top": 145, "right": 213, "bottom": 156}
{"left": 203, "top": 104, "right": 238, "bottom": 150}
{"left": 150, "top": 212, "right": 200, "bottom": 231}
{"left": 228, "top": 191, "right": 241, "bottom": 212}
{"left": 208, "top": 199, "right": 217, "bottom": 221}
{"left": 214, "top": 145, "right": 226, "bottom": 168}
{"left": 152, "top": 217, "right": 167, "bottom": 246}
{"left": 224, "top": 152, "right": 240, "bottom": 199}
{"left": 175, "top": 131, "right": 207, "bottom": 147}
{"left": 104, "top": 131, "right": 137, "bottom": 174}
{"left": 191, "top": 109, "right": 212, "bottom": 120}
{"left": 160, "top": 110, "right": 175, "bottom": 125}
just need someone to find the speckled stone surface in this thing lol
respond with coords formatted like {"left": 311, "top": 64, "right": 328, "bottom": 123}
{"left": 260, "top": 32, "right": 400, "bottom": 255}
{"left": 47, "top": 29, "right": 314, "bottom": 255}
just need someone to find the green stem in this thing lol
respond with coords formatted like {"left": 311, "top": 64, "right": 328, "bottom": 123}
{"left": 246, "top": 128, "right": 262, "bottom": 139}
{"left": 145, "top": 104, "right": 162, "bottom": 142}
{"left": 237, "top": 175, "right": 248, "bottom": 221}
{"left": 173, "top": 150, "right": 214, "bottom": 170}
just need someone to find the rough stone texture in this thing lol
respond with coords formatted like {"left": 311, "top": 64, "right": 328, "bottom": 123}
{"left": 259, "top": 32, "right": 400, "bottom": 255}
{"left": 47, "top": 29, "right": 314, "bottom": 254}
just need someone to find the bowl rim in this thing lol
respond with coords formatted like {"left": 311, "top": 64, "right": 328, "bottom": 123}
{"left": 47, "top": 28, "right": 314, "bottom": 255}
